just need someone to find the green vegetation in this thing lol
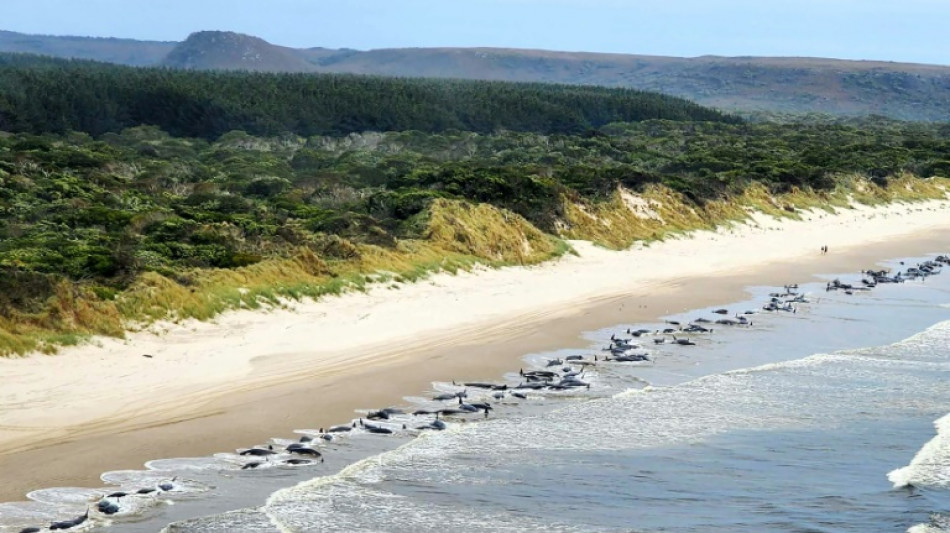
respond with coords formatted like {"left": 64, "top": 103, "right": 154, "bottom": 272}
{"left": 0, "top": 56, "right": 947, "bottom": 356}
{"left": 0, "top": 53, "right": 736, "bottom": 139}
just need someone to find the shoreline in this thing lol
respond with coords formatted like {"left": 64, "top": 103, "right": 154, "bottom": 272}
{"left": 1, "top": 200, "right": 949, "bottom": 502}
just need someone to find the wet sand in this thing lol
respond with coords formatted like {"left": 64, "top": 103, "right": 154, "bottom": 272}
{"left": 0, "top": 202, "right": 948, "bottom": 502}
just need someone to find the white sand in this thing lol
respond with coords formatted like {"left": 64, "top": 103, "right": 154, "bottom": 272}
{"left": 1, "top": 199, "right": 949, "bottom": 454}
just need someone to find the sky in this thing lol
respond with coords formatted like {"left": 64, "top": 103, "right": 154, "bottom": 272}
{"left": 2, "top": 0, "right": 948, "bottom": 65}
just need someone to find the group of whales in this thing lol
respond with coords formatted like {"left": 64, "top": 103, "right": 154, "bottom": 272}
{"left": 603, "top": 298, "right": 764, "bottom": 357}
{"left": 6, "top": 282, "right": 819, "bottom": 532}
{"left": 230, "top": 352, "right": 611, "bottom": 475}
{"left": 600, "top": 254, "right": 947, "bottom": 361}
{"left": 604, "top": 283, "right": 809, "bottom": 356}
{"left": 18, "top": 255, "right": 947, "bottom": 532}
{"left": 828, "top": 257, "right": 946, "bottom": 295}
{"left": 16, "top": 479, "right": 177, "bottom": 532}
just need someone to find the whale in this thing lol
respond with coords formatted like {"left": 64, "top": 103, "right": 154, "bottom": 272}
{"left": 240, "top": 448, "right": 277, "bottom": 457}
{"left": 49, "top": 509, "right": 89, "bottom": 530}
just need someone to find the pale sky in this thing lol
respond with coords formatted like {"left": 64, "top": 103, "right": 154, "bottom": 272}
{"left": 2, "top": 0, "right": 947, "bottom": 65}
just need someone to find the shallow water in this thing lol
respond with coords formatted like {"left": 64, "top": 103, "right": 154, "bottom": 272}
{"left": 1, "top": 255, "right": 949, "bottom": 533}
{"left": 322, "top": 334, "right": 949, "bottom": 532}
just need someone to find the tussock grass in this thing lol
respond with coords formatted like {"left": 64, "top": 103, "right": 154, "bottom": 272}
{"left": 558, "top": 175, "right": 950, "bottom": 251}
{"left": 426, "top": 199, "right": 563, "bottom": 264}
{"left": 0, "top": 282, "right": 125, "bottom": 357}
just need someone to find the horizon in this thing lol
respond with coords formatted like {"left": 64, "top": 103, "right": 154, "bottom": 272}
{"left": 2, "top": 0, "right": 949, "bottom": 67}
{"left": 4, "top": 26, "right": 948, "bottom": 67}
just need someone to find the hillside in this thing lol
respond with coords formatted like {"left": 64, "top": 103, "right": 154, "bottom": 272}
{"left": 300, "top": 48, "right": 950, "bottom": 121}
{"left": 162, "top": 31, "right": 318, "bottom": 72}
{"left": 1, "top": 29, "right": 949, "bottom": 121}
{"left": 0, "top": 30, "right": 174, "bottom": 66}
{"left": 0, "top": 53, "right": 736, "bottom": 139}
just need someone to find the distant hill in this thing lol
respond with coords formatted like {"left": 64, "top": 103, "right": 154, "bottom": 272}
{"left": 162, "top": 31, "right": 318, "bottom": 72}
{"left": 0, "top": 29, "right": 174, "bottom": 66}
{"left": 2, "top": 29, "right": 949, "bottom": 121}
{"left": 295, "top": 47, "right": 950, "bottom": 121}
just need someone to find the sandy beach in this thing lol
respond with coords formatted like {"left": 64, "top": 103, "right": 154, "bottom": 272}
{"left": 1, "top": 199, "right": 949, "bottom": 502}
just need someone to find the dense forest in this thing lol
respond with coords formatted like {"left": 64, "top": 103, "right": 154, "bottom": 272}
{"left": 0, "top": 55, "right": 947, "bottom": 355}
{"left": 0, "top": 53, "right": 737, "bottom": 139}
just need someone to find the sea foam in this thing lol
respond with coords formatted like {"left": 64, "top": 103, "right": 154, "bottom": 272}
{"left": 889, "top": 413, "right": 950, "bottom": 489}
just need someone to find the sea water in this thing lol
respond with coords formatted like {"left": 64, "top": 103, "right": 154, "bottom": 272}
{"left": 1, "top": 254, "right": 948, "bottom": 533}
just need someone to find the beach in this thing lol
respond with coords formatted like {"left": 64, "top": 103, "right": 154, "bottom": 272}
{"left": 1, "top": 199, "right": 949, "bottom": 504}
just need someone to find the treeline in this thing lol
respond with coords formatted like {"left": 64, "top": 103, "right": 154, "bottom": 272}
{"left": 0, "top": 53, "right": 738, "bottom": 139}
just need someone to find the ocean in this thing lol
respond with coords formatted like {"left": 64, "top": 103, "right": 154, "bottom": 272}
{"left": 1, "top": 253, "right": 948, "bottom": 533}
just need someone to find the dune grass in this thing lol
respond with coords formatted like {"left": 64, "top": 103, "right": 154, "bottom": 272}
{"left": 559, "top": 176, "right": 950, "bottom": 251}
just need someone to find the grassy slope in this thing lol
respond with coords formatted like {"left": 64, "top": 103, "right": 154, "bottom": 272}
{"left": 2, "top": 175, "right": 946, "bottom": 357}
{"left": 559, "top": 174, "right": 950, "bottom": 249}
